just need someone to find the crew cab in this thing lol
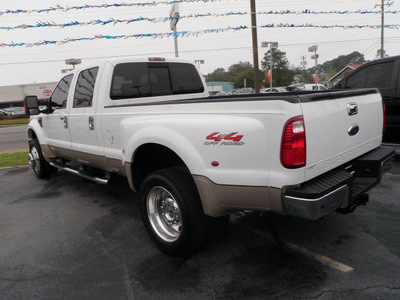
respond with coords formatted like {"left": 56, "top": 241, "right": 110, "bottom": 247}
{"left": 332, "top": 55, "right": 400, "bottom": 144}
{"left": 25, "top": 57, "right": 395, "bottom": 255}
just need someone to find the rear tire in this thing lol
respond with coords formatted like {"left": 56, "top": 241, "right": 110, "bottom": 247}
{"left": 139, "top": 168, "right": 213, "bottom": 256}
{"left": 28, "top": 138, "right": 52, "bottom": 179}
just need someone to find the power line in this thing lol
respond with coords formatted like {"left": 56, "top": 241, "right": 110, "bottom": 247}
{"left": 0, "top": 0, "right": 231, "bottom": 16}
{"left": 2, "top": 10, "right": 399, "bottom": 31}
{"left": 0, "top": 36, "right": 394, "bottom": 67}
{"left": 2, "top": 22, "right": 400, "bottom": 48}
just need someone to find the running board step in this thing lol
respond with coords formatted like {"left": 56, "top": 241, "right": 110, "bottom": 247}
{"left": 49, "top": 162, "right": 109, "bottom": 185}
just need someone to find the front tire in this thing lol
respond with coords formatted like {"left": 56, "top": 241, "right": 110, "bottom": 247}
{"left": 139, "top": 168, "right": 212, "bottom": 256}
{"left": 28, "top": 138, "right": 52, "bottom": 179}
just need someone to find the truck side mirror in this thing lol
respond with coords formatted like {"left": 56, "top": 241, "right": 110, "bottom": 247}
{"left": 24, "top": 95, "right": 40, "bottom": 116}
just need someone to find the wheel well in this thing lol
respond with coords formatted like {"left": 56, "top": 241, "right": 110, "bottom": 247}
{"left": 131, "top": 143, "right": 189, "bottom": 190}
{"left": 27, "top": 129, "right": 37, "bottom": 141}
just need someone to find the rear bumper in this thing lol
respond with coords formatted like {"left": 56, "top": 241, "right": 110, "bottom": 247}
{"left": 284, "top": 146, "right": 395, "bottom": 220}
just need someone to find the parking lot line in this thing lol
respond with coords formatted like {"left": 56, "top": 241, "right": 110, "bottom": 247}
{"left": 244, "top": 226, "right": 354, "bottom": 273}
{"left": 386, "top": 172, "right": 400, "bottom": 177}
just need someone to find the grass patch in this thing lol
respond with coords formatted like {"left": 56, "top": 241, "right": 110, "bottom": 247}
{"left": 0, "top": 151, "right": 29, "bottom": 168}
{"left": 0, "top": 118, "right": 29, "bottom": 126}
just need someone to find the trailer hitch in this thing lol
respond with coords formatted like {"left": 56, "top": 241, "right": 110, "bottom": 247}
{"left": 337, "top": 194, "right": 369, "bottom": 215}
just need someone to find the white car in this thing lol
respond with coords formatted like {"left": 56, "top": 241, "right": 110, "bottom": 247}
{"left": 262, "top": 87, "right": 287, "bottom": 93}
{"left": 303, "top": 84, "right": 327, "bottom": 91}
{"left": 3, "top": 107, "right": 25, "bottom": 115}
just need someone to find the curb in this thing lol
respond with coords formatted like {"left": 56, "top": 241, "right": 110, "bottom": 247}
{"left": 0, "top": 165, "right": 29, "bottom": 170}
{"left": 0, "top": 148, "right": 29, "bottom": 155}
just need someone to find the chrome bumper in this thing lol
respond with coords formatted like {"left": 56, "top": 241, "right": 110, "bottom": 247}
{"left": 284, "top": 146, "right": 395, "bottom": 220}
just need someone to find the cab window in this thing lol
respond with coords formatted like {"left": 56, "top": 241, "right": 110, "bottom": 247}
{"left": 73, "top": 67, "right": 99, "bottom": 107}
{"left": 110, "top": 63, "right": 151, "bottom": 99}
{"left": 51, "top": 74, "right": 73, "bottom": 109}
{"left": 148, "top": 66, "right": 172, "bottom": 96}
{"left": 110, "top": 62, "right": 204, "bottom": 100}
{"left": 169, "top": 63, "right": 204, "bottom": 94}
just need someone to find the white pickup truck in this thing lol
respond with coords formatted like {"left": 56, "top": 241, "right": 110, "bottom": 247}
{"left": 25, "top": 57, "right": 395, "bottom": 255}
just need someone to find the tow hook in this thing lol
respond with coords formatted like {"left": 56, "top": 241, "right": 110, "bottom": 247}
{"left": 337, "top": 194, "right": 369, "bottom": 215}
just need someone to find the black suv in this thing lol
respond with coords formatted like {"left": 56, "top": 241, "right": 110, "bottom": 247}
{"left": 332, "top": 55, "right": 400, "bottom": 144}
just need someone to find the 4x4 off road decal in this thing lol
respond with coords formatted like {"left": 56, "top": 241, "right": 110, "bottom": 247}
{"left": 204, "top": 132, "right": 244, "bottom": 146}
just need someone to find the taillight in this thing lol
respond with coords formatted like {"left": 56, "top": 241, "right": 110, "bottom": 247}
{"left": 281, "top": 116, "right": 306, "bottom": 168}
{"left": 148, "top": 57, "right": 165, "bottom": 61}
{"left": 382, "top": 100, "right": 386, "bottom": 134}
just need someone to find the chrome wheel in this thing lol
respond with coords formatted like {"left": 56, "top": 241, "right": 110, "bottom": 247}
{"left": 28, "top": 138, "right": 52, "bottom": 179}
{"left": 140, "top": 168, "right": 214, "bottom": 255}
{"left": 147, "top": 186, "right": 182, "bottom": 242}
{"left": 28, "top": 146, "right": 40, "bottom": 174}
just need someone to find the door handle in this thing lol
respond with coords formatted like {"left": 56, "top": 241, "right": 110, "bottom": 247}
{"left": 63, "top": 116, "right": 68, "bottom": 129}
{"left": 89, "top": 116, "right": 94, "bottom": 131}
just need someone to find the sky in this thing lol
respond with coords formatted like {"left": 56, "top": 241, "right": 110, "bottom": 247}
{"left": 0, "top": 0, "right": 399, "bottom": 87}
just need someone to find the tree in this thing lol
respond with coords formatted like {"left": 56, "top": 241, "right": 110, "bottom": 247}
{"left": 293, "top": 66, "right": 313, "bottom": 83}
{"left": 206, "top": 68, "right": 228, "bottom": 82}
{"left": 227, "top": 61, "right": 252, "bottom": 73}
{"left": 226, "top": 62, "right": 262, "bottom": 89}
{"left": 376, "top": 49, "right": 389, "bottom": 59}
{"left": 205, "top": 62, "right": 262, "bottom": 89}
{"left": 261, "top": 49, "right": 294, "bottom": 87}
{"left": 205, "top": 51, "right": 368, "bottom": 90}
{"left": 229, "top": 67, "right": 255, "bottom": 89}
{"left": 318, "top": 51, "right": 366, "bottom": 76}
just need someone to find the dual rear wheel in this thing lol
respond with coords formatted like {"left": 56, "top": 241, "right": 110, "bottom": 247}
{"left": 140, "top": 168, "right": 228, "bottom": 256}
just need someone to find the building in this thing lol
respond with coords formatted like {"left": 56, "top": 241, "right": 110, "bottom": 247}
{"left": 206, "top": 82, "right": 234, "bottom": 94}
{"left": 0, "top": 82, "right": 57, "bottom": 109}
{"left": 328, "top": 64, "right": 362, "bottom": 88}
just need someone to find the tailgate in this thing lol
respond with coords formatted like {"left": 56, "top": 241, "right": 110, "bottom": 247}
{"left": 299, "top": 89, "right": 384, "bottom": 181}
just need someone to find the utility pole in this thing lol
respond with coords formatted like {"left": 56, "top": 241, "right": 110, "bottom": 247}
{"left": 250, "top": 0, "right": 260, "bottom": 93}
{"left": 170, "top": 3, "right": 180, "bottom": 58}
{"left": 376, "top": 0, "right": 393, "bottom": 58}
{"left": 261, "top": 41, "right": 278, "bottom": 90}
{"left": 308, "top": 45, "right": 319, "bottom": 85}
{"left": 381, "top": 0, "right": 384, "bottom": 58}
{"left": 300, "top": 56, "right": 307, "bottom": 70}
{"left": 194, "top": 60, "right": 205, "bottom": 71}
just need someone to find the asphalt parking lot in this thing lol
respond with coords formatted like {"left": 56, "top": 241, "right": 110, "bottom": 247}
{"left": 1, "top": 159, "right": 399, "bottom": 299}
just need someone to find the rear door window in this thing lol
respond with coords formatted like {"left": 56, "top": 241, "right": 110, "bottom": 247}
{"left": 73, "top": 67, "right": 99, "bottom": 107}
{"left": 345, "top": 61, "right": 394, "bottom": 89}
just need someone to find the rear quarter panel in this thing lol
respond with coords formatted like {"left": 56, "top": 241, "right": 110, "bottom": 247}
{"left": 102, "top": 98, "right": 305, "bottom": 188}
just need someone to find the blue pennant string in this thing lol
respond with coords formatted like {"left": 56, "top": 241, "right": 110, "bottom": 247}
{"left": 0, "top": 23, "right": 399, "bottom": 48}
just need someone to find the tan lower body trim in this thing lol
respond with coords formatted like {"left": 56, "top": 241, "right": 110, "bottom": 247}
{"left": 41, "top": 144, "right": 127, "bottom": 176}
{"left": 124, "top": 162, "right": 136, "bottom": 192}
{"left": 193, "top": 175, "right": 284, "bottom": 217}
{"left": 42, "top": 144, "right": 63, "bottom": 160}
{"left": 41, "top": 144, "right": 76, "bottom": 162}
